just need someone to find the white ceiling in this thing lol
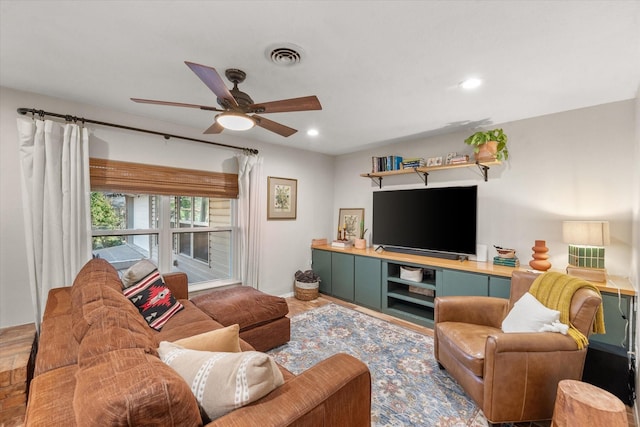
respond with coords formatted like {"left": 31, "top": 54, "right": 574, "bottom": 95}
{"left": 1, "top": 1, "right": 639, "bottom": 155}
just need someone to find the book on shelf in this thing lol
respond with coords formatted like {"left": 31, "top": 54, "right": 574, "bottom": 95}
{"left": 493, "top": 256, "right": 520, "bottom": 267}
{"left": 401, "top": 158, "right": 425, "bottom": 169}
{"left": 371, "top": 155, "right": 403, "bottom": 172}
{"left": 449, "top": 154, "right": 470, "bottom": 164}
{"left": 331, "top": 240, "right": 353, "bottom": 248}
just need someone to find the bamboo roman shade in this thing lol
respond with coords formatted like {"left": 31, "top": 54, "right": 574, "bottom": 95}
{"left": 89, "top": 158, "right": 238, "bottom": 198}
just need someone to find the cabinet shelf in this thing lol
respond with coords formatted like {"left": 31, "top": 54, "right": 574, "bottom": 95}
{"left": 387, "top": 277, "right": 436, "bottom": 289}
{"left": 384, "top": 303, "right": 435, "bottom": 328}
{"left": 387, "top": 288, "right": 435, "bottom": 307}
{"left": 360, "top": 160, "right": 501, "bottom": 188}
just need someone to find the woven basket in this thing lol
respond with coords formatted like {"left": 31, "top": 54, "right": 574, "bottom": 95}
{"left": 294, "top": 280, "right": 319, "bottom": 301}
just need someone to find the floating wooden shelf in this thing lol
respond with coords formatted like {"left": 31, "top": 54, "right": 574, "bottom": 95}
{"left": 360, "top": 160, "right": 501, "bottom": 187}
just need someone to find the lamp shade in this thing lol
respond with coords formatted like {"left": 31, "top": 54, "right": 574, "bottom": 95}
{"left": 562, "top": 221, "right": 610, "bottom": 246}
{"left": 215, "top": 112, "right": 255, "bottom": 131}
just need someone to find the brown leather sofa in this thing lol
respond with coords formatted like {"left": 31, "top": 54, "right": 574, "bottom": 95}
{"left": 25, "top": 258, "right": 371, "bottom": 426}
{"left": 434, "top": 270, "right": 602, "bottom": 426}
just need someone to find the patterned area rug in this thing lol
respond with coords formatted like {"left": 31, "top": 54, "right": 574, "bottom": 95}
{"left": 268, "top": 303, "right": 488, "bottom": 426}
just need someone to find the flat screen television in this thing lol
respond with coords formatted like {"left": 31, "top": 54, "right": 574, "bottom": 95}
{"left": 372, "top": 185, "right": 477, "bottom": 259}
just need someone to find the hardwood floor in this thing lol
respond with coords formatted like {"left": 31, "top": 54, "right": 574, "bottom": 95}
{"left": 285, "top": 294, "right": 636, "bottom": 427}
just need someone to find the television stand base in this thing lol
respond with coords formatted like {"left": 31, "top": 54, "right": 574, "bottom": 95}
{"left": 381, "top": 246, "right": 465, "bottom": 261}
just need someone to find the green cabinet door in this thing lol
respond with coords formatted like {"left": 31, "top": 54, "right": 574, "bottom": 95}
{"left": 438, "top": 269, "right": 489, "bottom": 296}
{"left": 590, "top": 293, "right": 633, "bottom": 350}
{"left": 355, "top": 256, "right": 381, "bottom": 310}
{"left": 489, "top": 276, "right": 511, "bottom": 299}
{"left": 332, "top": 252, "right": 355, "bottom": 301}
{"left": 311, "top": 249, "right": 332, "bottom": 295}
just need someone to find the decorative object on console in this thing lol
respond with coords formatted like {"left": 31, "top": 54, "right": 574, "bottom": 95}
{"left": 494, "top": 245, "right": 516, "bottom": 258}
{"left": 493, "top": 244, "right": 519, "bottom": 267}
{"left": 338, "top": 208, "right": 364, "bottom": 242}
{"left": 562, "top": 220, "right": 610, "bottom": 282}
{"left": 331, "top": 239, "right": 353, "bottom": 248}
{"left": 311, "top": 238, "right": 328, "bottom": 246}
{"left": 464, "top": 128, "right": 509, "bottom": 161}
{"left": 267, "top": 176, "right": 297, "bottom": 220}
{"left": 494, "top": 256, "right": 520, "bottom": 267}
{"left": 354, "top": 221, "right": 367, "bottom": 249}
{"left": 529, "top": 239, "right": 552, "bottom": 271}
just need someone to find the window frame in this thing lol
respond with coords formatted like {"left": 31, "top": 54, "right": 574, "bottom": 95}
{"left": 89, "top": 158, "right": 240, "bottom": 290}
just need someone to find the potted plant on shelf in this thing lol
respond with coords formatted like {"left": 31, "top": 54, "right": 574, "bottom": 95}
{"left": 464, "top": 128, "right": 509, "bottom": 161}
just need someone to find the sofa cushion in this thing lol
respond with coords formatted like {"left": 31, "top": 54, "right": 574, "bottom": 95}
{"left": 73, "top": 348, "right": 201, "bottom": 427}
{"left": 25, "top": 364, "right": 78, "bottom": 427}
{"left": 153, "top": 299, "right": 226, "bottom": 343}
{"left": 71, "top": 259, "right": 138, "bottom": 342}
{"left": 158, "top": 341, "right": 284, "bottom": 421}
{"left": 121, "top": 259, "right": 183, "bottom": 331}
{"left": 502, "top": 292, "right": 561, "bottom": 333}
{"left": 34, "top": 313, "right": 79, "bottom": 376}
{"left": 191, "top": 286, "right": 289, "bottom": 331}
{"left": 42, "top": 287, "right": 72, "bottom": 320}
{"left": 77, "top": 307, "right": 157, "bottom": 367}
{"left": 173, "top": 324, "right": 242, "bottom": 353}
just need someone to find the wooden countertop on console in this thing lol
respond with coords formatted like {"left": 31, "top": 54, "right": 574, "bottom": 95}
{"left": 311, "top": 244, "right": 636, "bottom": 297}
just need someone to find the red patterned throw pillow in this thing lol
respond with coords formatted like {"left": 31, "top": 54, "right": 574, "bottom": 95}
{"left": 121, "top": 260, "right": 183, "bottom": 331}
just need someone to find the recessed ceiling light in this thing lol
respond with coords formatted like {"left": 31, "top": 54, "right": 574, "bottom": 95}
{"left": 307, "top": 129, "right": 319, "bottom": 136}
{"left": 460, "top": 78, "right": 482, "bottom": 90}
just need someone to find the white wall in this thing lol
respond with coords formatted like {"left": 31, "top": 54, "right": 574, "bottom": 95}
{"left": 0, "top": 86, "right": 334, "bottom": 327}
{"left": 2, "top": 85, "right": 637, "bottom": 330}
{"left": 334, "top": 100, "right": 636, "bottom": 278}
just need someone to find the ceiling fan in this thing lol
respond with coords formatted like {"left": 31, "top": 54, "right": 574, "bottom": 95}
{"left": 131, "top": 61, "right": 322, "bottom": 137}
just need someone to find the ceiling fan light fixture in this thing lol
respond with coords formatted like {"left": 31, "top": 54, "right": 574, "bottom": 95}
{"left": 216, "top": 112, "right": 255, "bottom": 131}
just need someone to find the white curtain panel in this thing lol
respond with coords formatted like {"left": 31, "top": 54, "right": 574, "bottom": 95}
{"left": 17, "top": 118, "right": 92, "bottom": 328}
{"left": 236, "top": 153, "right": 263, "bottom": 288}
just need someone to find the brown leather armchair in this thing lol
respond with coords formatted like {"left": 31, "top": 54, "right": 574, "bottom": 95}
{"left": 434, "top": 270, "right": 603, "bottom": 426}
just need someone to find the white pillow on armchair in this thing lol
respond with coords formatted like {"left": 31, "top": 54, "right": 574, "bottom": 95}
{"left": 501, "top": 292, "right": 561, "bottom": 333}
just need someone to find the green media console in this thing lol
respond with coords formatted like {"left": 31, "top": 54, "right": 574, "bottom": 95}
{"left": 311, "top": 245, "right": 635, "bottom": 348}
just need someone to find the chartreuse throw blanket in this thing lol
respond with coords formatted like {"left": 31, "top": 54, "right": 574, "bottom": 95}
{"left": 529, "top": 272, "right": 606, "bottom": 350}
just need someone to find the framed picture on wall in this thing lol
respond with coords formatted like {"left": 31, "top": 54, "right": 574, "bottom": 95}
{"left": 338, "top": 208, "right": 364, "bottom": 241}
{"left": 267, "top": 176, "right": 297, "bottom": 220}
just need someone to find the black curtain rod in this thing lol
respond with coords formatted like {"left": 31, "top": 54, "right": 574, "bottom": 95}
{"left": 16, "top": 108, "right": 259, "bottom": 155}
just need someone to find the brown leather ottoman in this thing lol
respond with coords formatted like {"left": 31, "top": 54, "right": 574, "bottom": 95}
{"left": 190, "top": 286, "right": 290, "bottom": 351}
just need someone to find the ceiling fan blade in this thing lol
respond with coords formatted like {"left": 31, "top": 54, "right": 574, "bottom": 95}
{"left": 203, "top": 121, "right": 224, "bottom": 134}
{"left": 253, "top": 115, "right": 297, "bottom": 137}
{"left": 184, "top": 61, "right": 238, "bottom": 107}
{"left": 248, "top": 96, "right": 322, "bottom": 114}
{"left": 130, "top": 98, "right": 222, "bottom": 112}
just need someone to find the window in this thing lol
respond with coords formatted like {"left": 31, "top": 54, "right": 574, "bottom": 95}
{"left": 91, "top": 192, "right": 235, "bottom": 286}
{"left": 89, "top": 158, "right": 239, "bottom": 288}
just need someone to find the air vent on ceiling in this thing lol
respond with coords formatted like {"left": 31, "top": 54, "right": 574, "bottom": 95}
{"left": 266, "top": 44, "right": 303, "bottom": 66}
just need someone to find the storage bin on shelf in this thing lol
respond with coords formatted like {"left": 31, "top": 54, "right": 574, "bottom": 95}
{"left": 400, "top": 266, "right": 423, "bottom": 282}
